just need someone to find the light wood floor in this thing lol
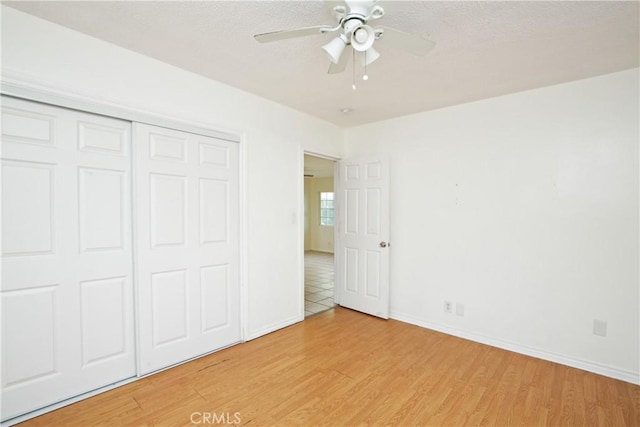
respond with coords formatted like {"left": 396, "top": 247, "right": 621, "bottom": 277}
{"left": 19, "top": 307, "right": 639, "bottom": 426}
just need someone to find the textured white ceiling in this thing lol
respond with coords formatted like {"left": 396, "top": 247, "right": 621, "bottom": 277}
{"left": 5, "top": 1, "right": 639, "bottom": 127}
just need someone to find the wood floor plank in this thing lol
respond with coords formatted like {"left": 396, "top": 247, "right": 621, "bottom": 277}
{"left": 16, "top": 307, "right": 639, "bottom": 426}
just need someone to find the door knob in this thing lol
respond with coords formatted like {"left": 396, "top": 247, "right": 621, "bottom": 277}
{"left": 379, "top": 241, "right": 388, "bottom": 248}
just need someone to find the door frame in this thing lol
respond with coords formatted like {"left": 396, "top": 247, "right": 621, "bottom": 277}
{"left": 300, "top": 150, "right": 341, "bottom": 318}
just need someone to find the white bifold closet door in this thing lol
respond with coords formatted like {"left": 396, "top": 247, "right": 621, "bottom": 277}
{"left": 1, "top": 97, "right": 136, "bottom": 420}
{"left": 134, "top": 123, "right": 240, "bottom": 375}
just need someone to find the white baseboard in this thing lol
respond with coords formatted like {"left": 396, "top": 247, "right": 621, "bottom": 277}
{"left": 390, "top": 310, "right": 639, "bottom": 385}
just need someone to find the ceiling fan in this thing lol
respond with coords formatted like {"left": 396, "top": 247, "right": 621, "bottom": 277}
{"left": 254, "top": 0, "right": 435, "bottom": 81}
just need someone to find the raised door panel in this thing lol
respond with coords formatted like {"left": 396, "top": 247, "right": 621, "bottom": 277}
{"left": 1, "top": 286, "right": 58, "bottom": 387}
{"left": 149, "top": 132, "right": 187, "bottom": 163}
{"left": 1, "top": 160, "right": 55, "bottom": 256}
{"left": 365, "top": 188, "right": 381, "bottom": 236}
{"left": 80, "top": 277, "right": 129, "bottom": 366}
{"left": 200, "top": 264, "right": 230, "bottom": 332}
{"left": 150, "top": 173, "right": 187, "bottom": 248}
{"left": 78, "top": 121, "right": 127, "bottom": 155}
{"left": 78, "top": 168, "right": 126, "bottom": 252}
{"left": 199, "top": 178, "right": 228, "bottom": 244}
{"left": 1, "top": 107, "right": 54, "bottom": 146}
{"left": 344, "top": 248, "right": 359, "bottom": 293}
{"left": 151, "top": 269, "right": 189, "bottom": 347}
{"left": 199, "top": 143, "right": 228, "bottom": 167}
{"left": 365, "top": 251, "right": 381, "bottom": 298}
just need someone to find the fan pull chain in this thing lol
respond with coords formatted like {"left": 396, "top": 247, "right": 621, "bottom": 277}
{"left": 363, "top": 50, "right": 369, "bottom": 81}
{"left": 352, "top": 48, "right": 357, "bottom": 90}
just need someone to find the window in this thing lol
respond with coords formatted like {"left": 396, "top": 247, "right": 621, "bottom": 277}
{"left": 320, "top": 192, "right": 334, "bottom": 226}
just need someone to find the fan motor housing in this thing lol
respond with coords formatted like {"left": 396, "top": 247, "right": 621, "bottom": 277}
{"left": 343, "top": 17, "right": 365, "bottom": 34}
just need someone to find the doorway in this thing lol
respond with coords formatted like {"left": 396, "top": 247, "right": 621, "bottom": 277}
{"left": 303, "top": 154, "right": 336, "bottom": 316}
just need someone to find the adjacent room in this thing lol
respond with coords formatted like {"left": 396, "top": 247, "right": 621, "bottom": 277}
{"left": 1, "top": 1, "right": 638, "bottom": 425}
{"left": 304, "top": 154, "right": 336, "bottom": 316}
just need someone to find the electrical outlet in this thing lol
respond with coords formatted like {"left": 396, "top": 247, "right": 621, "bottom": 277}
{"left": 456, "top": 303, "right": 465, "bottom": 317}
{"left": 444, "top": 301, "right": 453, "bottom": 313}
{"left": 593, "top": 319, "right": 607, "bottom": 337}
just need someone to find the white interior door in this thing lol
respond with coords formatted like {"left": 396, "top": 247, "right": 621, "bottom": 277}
{"left": 1, "top": 97, "right": 136, "bottom": 420}
{"left": 134, "top": 123, "right": 240, "bottom": 375}
{"left": 336, "top": 158, "right": 390, "bottom": 318}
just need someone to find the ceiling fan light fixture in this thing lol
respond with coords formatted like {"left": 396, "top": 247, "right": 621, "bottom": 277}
{"left": 254, "top": 0, "right": 436, "bottom": 86}
{"left": 322, "top": 34, "right": 347, "bottom": 64}
{"left": 351, "top": 25, "right": 375, "bottom": 52}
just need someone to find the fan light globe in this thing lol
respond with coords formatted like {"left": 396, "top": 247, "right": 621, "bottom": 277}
{"left": 322, "top": 35, "right": 347, "bottom": 64}
{"left": 355, "top": 28, "right": 368, "bottom": 43}
{"left": 351, "top": 25, "right": 375, "bottom": 52}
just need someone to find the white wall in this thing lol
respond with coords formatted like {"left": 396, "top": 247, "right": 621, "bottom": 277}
{"left": 344, "top": 69, "right": 639, "bottom": 383}
{"left": 304, "top": 177, "right": 335, "bottom": 253}
{"left": 1, "top": 6, "right": 343, "bottom": 339}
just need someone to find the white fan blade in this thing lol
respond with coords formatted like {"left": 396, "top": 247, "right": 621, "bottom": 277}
{"left": 328, "top": 49, "right": 349, "bottom": 74}
{"left": 254, "top": 25, "right": 333, "bottom": 43}
{"left": 376, "top": 26, "right": 435, "bottom": 56}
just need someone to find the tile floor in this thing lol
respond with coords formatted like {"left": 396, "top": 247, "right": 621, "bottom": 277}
{"left": 304, "top": 251, "right": 335, "bottom": 317}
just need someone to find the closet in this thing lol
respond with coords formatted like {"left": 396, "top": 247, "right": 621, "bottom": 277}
{"left": 1, "top": 96, "right": 241, "bottom": 421}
